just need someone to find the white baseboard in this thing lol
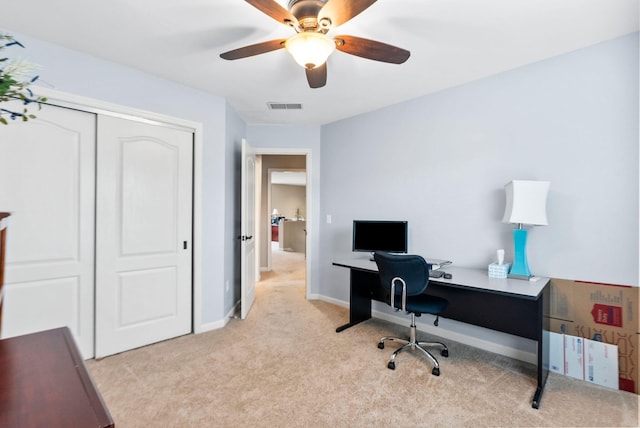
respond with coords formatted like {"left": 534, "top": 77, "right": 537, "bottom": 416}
{"left": 313, "top": 295, "right": 536, "bottom": 365}
{"left": 194, "top": 302, "right": 239, "bottom": 334}
{"left": 314, "top": 294, "right": 348, "bottom": 308}
{"left": 196, "top": 319, "right": 227, "bottom": 333}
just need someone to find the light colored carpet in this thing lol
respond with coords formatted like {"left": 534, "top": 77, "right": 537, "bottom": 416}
{"left": 87, "top": 249, "right": 639, "bottom": 427}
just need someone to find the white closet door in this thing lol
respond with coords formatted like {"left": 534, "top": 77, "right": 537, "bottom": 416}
{"left": 95, "top": 115, "right": 193, "bottom": 358}
{"left": 0, "top": 103, "right": 96, "bottom": 358}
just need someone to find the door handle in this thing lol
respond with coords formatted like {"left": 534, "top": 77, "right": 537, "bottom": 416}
{"left": 238, "top": 235, "right": 253, "bottom": 241}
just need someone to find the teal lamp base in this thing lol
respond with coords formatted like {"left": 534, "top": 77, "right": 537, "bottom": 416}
{"left": 508, "top": 228, "right": 532, "bottom": 280}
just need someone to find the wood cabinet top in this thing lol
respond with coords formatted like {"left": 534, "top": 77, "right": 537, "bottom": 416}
{"left": 0, "top": 327, "right": 114, "bottom": 427}
{"left": 0, "top": 212, "right": 9, "bottom": 228}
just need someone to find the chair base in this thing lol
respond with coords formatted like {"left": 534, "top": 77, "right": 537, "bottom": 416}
{"left": 378, "top": 313, "right": 448, "bottom": 375}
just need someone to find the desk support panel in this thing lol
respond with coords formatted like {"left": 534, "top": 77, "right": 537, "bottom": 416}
{"left": 426, "top": 282, "right": 539, "bottom": 340}
{"left": 336, "top": 269, "right": 374, "bottom": 332}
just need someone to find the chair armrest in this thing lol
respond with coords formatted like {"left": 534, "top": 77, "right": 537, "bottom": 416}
{"left": 390, "top": 276, "right": 407, "bottom": 312}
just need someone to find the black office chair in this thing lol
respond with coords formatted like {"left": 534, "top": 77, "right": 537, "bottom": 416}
{"left": 373, "top": 251, "right": 449, "bottom": 375}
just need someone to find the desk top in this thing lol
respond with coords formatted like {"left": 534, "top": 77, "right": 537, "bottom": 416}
{"left": 333, "top": 258, "right": 550, "bottom": 300}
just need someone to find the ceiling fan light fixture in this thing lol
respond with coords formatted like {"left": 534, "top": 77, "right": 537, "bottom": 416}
{"left": 285, "top": 32, "right": 335, "bottom": 69}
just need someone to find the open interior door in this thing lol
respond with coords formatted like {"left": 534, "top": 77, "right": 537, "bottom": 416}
{"left": 240, "top": 139, "right": 257, "bottom": 319}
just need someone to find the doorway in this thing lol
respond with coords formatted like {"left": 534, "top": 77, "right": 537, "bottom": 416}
{"left": 268, "top": 168, "right": 306, "bottom": 284}
{"left": 256, "top": 153, "right": 309, "bottom": 295}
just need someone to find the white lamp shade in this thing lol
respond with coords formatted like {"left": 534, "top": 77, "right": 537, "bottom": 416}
{"left": 272, "top": 209, "right": 279, "bottom": 215}
{"left": 502, "top": 180, "right": 550, "bottom": 226}
{"left": 285, "top": 32, "right": 335, "bottom": 69}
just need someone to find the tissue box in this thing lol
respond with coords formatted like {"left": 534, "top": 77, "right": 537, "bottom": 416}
{"left": 488, "top": 263, "right": 510, "bottom": 278}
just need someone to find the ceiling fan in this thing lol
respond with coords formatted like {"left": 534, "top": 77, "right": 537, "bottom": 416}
{"left": 220, "top": 0, "right": 410, "bottom": 88}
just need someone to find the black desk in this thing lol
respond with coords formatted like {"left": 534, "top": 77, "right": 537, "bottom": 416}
{"left": 333, "top": 259, "right": 551, "bottom": 409}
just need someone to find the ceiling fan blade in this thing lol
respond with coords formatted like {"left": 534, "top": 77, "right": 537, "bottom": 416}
{"left": 220, "top": 39, "right": 287, "bottom": 60}
{"left": 245, "top": 0, "right": 299, "bottom": 27}
{"left": 334, "top": 35, "right": 410, "bottom": 64}
{"left": 306, "top": 63, "right": 327, "bottom": 88}
{"left": 318, "top": 0, "right": 378, "bottom": 27}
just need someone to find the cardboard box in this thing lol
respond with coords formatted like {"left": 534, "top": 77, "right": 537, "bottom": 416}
{"left": 551, "top": 319, "right": 638, "bottom": 393}
{"left": 585, "top": 338, "right": 619, "bottom": 389}
{"left": 550, "top": 279, "right": 639, "bottom": 331}
{"left": 564, "top": 335, "right": 585, "bottom": 380}
{"left": 550, "top": 278, "right": 640, "bottom": 394}
{"left": 549, "top": 331, "right": 564, "bottom": 374}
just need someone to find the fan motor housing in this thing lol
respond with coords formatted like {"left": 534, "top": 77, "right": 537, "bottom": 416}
{"left": 288, "top": 0, "right": 328, "bottom": 30}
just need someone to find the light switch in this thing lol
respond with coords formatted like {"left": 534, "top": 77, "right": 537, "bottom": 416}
{"left": 326, "top": 214, "right": 332, "bottom": 224}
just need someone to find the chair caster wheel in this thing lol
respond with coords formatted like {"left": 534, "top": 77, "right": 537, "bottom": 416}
{"left": 441, "top": 349, "right": 449, "bottom": 357}
{"left": 387, "top": 361, "right": 395, "bottom": 370}
{"left": 377, "top": 342, "right": 384, "bottom": 350}
{"left": 432, "top": 367, "right": 440, "bottom": 376}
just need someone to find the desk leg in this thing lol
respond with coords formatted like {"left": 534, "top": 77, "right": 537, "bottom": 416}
{"left": 336, "top": 321, "right": 364, "bottom": 333}
{"left": 532, "top": 284, "right": 550, "bottom": 409}
{"left": 336, "top": 269, "right": 373, "bottom": 333}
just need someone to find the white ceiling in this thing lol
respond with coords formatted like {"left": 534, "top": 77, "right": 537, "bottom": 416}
{"left": 1, "top": 0, "right": 637, "bottom": 125}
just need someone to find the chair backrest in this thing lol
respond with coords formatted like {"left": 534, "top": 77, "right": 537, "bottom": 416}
{"left": 373, "top": 252, "right": 430, "bottom": 297}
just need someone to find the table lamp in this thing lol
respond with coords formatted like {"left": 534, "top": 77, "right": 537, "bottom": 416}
{"left": 502, "top": 180, "right": 550, "bottom": 279}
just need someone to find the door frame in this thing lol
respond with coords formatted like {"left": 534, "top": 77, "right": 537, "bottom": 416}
{"left": 256, "top": 148, "right": 312, "bottom": 299}
{"left": 32, "top": 86, "right": 205, "bottom": 334}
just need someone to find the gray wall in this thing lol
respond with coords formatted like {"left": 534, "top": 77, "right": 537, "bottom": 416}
{"left": 5, "top": 27, "right": 637, "bottom": 348}
{"left": 320, "top": 33, "right": 639, "bottom": 322}
{"left": 272, "top": 184, "right": 306, "bottom": 220}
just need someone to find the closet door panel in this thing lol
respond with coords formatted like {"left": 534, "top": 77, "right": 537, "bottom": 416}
{"left": 0, "top": 103, "right": 96, "bottom": 358}
{"left": 95, "top": 115, "right": 193, "bottom": 358}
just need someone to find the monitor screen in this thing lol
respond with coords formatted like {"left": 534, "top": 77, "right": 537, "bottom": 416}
{"left": 352, "top": 220, "right": 408, "bottom": 254}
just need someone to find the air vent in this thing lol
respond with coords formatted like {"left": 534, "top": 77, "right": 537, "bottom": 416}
{"left": 267, "top": 102, "right": 303, "bottom": 110}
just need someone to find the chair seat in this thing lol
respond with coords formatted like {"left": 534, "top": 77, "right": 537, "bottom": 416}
{"left": 389, "top": 294, "right": 448, "bottom": 315}
{"left": 373, "top": 252, "right": 450, "bottom": 374}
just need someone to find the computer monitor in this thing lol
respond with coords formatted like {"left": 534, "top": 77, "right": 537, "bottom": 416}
{"left": 352, "top": 220, "right": 408, "bottom": 255}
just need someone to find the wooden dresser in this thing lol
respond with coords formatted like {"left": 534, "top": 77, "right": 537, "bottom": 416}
{"left": 0, "top": 212, "right": 9, "bottom": 332}
{"left": 0, "top": 327, "right": 114, "bottom": 427}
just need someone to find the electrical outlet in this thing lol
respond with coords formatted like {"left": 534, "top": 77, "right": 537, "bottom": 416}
{"left": 225, "top": 280, "right": 230, "bottom": 292}
{"left": 326, "top": 214, "right": 332, "bottom": 224}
